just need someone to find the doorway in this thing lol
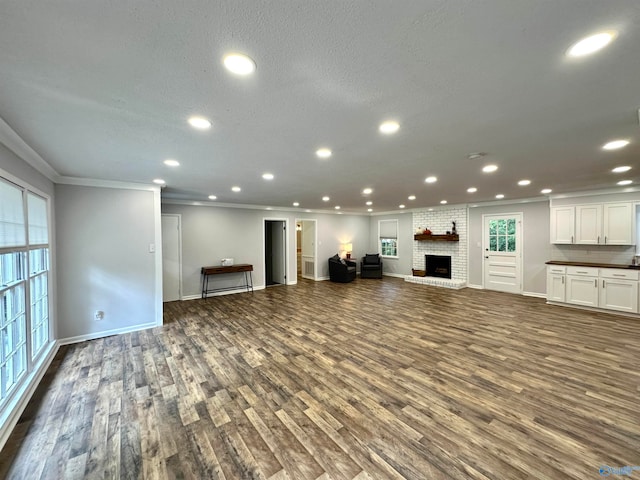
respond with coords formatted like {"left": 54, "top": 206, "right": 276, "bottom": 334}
{"left": 296, "top": 219, "right": 317, "bottom": 280}
{"left": 161, "top": 214, "right": 182, "bottom": 302}
{"left": 264, "top": 219, "right": 287, "bottom": 286}
{"left": 483, "top": 213, "right": 522, "bottom": 294}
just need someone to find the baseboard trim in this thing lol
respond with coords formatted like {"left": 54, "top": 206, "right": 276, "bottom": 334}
{"left": 58, "top": 322, "right": 158, "bottom": 346}
{"left": 467, "top": 284, "right": 483, "bottom": 290}
{"left": 181, "top": 285, "right": 266, "bottom": 301}
{"left": 523, "top": 291, "right": 546, "bottom": 299}
{"left": 383, "top": 272, "right": 407, "bottom": 279}
{"left": 0, "top": 340, "right": 59, "bottom": 452}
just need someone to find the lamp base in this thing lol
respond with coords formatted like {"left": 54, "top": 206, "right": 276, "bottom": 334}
{"left": 346, "top": 253, "right": 351, "bottom": 259}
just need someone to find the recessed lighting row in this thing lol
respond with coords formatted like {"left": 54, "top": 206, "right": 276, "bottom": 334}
{"left": 315, "top": 121, "right": 400, "bottom": 162}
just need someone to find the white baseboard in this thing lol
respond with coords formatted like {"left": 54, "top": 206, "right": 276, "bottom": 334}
{"left": 382, "top": 272, "right": 406, "bottom": 278}
{"left": 523, "top": 291, "right": 546, "bottom": 299}
{"left": 181, "top": 285, "right": 265, "bottom": 301}
{"left": 317, "top": 276, "right": 329, "bottom": 281}
{"left": 0, "top": 340, "right": 59, "bottom": 452}
{"left": 58, "top": 322, "right": 158, "bottom": 346}
{"left": 467, "top": 284, "right": 483, "bottom": 290}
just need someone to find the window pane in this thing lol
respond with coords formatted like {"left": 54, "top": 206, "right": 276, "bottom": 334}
{"left": 29, "top": 249, "right": 49, "bottom": 275}
{"left": 498, "top": 236, "right": 506, "bottom": 252}
{"left": 489, "top": 236, "right": 497, "bottom": 251}
{"left": 380, "top": 238, "right": 397, "bottom": 256}
{"left": 507, "top": 235, "right": 516, "bottom": 252}
{"left": 507, "top": 219, "right": 516, "bottom": 235}
{"left": 497, "top": 220, "right": 506, "bottom": 235}
{"left": 489, "top": 220, "right": 497, "bottom": 235}
{"left": 0, "top": 179, "right": 26, "bottom": 248}
{"left": 0, "top": 252, "right": 26, "bottom": 287}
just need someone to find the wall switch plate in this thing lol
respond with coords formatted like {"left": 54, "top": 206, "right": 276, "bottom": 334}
{"left": 149, "top": 243, "right": 155, "bottom": 253}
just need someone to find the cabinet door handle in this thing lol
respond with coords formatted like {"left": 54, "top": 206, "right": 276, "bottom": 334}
{"left": 602, "top": 280, "right": 605, "bottom": 288}
{"left": 612, "top": 274, "right": 625, "bottom": 277}
{"left": 576, "top": 271, "right": 589, "bottom": 274}
{"left": 562, "top": 276, "right": 564, "bottom": 284}
{"left": 571, "top": 235, "right": 574, "bottom": 244}
{"left": 597, "top": 236, "right": 600, "bottom": 244}
{"left": 596, "top": 279, "right": 598, "bottom": 288}
{"left": 605, "top": 236, "right": 607, "bottom": 244}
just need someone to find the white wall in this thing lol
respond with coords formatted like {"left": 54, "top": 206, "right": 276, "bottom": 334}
{"left": 161, "top": 203, "right": 371, "bottom": 296}
{"left": 468, "top": 201, "right": 550, "bottom": 294}
{"left": 368, "top": 212, "right": 413, "bottom": 276}
{"left": 55, "top": 184, "right": 160, "bottom": 340}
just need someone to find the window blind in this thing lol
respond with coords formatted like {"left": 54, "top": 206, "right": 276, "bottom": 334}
{"left": 27, "top": 193, "right": 48, "bottom": 245}
{"left": 0, "top": 178, "right": 26, "bottom": 248}
{"left": 379, "top": 220, "right": 398, "bottom": 238}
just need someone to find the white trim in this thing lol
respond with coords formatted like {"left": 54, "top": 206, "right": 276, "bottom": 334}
{"left": 56, "top": 176, "right": 161, "bottom": 191}
{"left": 263, "top": 217, "right": 289, "bottom": 287}
{"left": 161, "top": 213, "right": 183, "bottom": 304}
{"left": 162, "top": 198, "right": 369, "bottom": 216}
{"left": 296, "top": 218, "right": 318, "bottom": 281}
{"left": 481, "top": 212, "right": 524, "bottom": 294}
{"left": 467, "top": 284, "right": 484, "bottom": 289}
{"left": 153, "top": 190, "right": 163, "bottom": 326}
{"left": 523, "top": 291, "right": 546, "bottom": 299}
{"left": 383, "top": 272, "right": 406, "bottom": 279}
{"left": 57, "top": 322, "right": 158, "bottom": 346}
{"left": 549, "top": 186, "right": 640, "bottom": 201}
{"left": 0, "top": 340, "right": 58, "bottom": 452}
{"left": 546, "top": 300, "right": 640, "bottom": 319}
{"left": 181, "top": 285, "right": 265, "bottom": 301}
{"left": 286, "top": 280, "right": 297, "bottom": 285}
{"left": 317, "top": 276, "right": 330, "bottom": 281}
{"left": 0, "top": 116, "right": 59, "bottom": 181}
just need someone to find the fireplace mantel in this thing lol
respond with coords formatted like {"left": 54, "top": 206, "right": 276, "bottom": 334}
{"left": 414, "top": 233, "right": 459, "bottom": 241}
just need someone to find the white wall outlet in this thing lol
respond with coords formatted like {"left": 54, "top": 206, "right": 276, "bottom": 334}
{"left": 149, "top": 243, "right": 155, "bottom": 253}
{"left": 95, "top": 310, "right": 104, "bottom": 321}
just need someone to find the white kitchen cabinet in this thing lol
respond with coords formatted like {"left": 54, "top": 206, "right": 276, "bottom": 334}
{"left": 550, "top": 207, "right": 575, "bottom": 244}
{"left": 575, "top": 204, "right": 602, "bottom": 245}
{"left": 603, "top": 203, "right": 634, "bottom": 245}
{"left": 546, "top": 265, "right": 566, "bottom": 302}
{"left": 599, "top": 268, "right": 639, "bottom": 313}
{"left": 566, "top": 267, "right": 599, "bottom": 307}
{"left": 550, "top": 202, "right": 634, "bottom": 245}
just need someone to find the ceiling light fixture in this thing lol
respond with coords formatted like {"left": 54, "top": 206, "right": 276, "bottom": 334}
{"left": 467, "top": 187, "right": 477, "bottom": 193}
{"left": 567, "top": 31, "right": 617, "bottom": 57}
{"left": 335, "top": 206, "right": 340, "bottom": 210}
{"left": 425, "top": 176, "right": 437, "bottom": 183}
{"left": 440, "top": 200, "right": 447, "bottom": 204}
{"left": 262, "top": 173, "right": 274, "bottom": 180}
{"left": 612, "top": 166, "right": 631, "bottom": 173}
{"left": 316, "top": 148, "right": 332, "bottom": 158}
{"left": 362, "top": 188, "right": 373, "bottom": 195}
{"left": 293, "top": 202, "right": 300, "bottom": 207}
{"left": 482, "top": 165, "right": 498, "bottom": 173}
{"left": 153, "top": 179, "right": 165, "bottom": 185}
{"left": 399, "top": 204, "right": 405, "bottom": 209}
{"left": 408, "top": 195, "right": 416, "bottom": 200}
{"left": 164, "top": 159, "right": 180, "bottom": 167}
{"left": 366, "top": 201, "right": 372, "bottom": 206}
{"left": 379, "top": 121, "right": 400, "bottom": 134}
{"left": 602, "top": 139, "right": 630, "bottom": 150}
{"left": 322, "top": 196, "right": 330, "bottom": 202}
{"left": 467, "top": 152, "right": 486, "bottom": 160}
{"left": 518, "top": 179, "right": 531, "bottom": 186}
{"left": 495, "top": 194, "right": 505, "bottom": 199}
{"left": 231, "top": 186, "right": 241, "bottom": 192}
{"left": 617, "top": 180, "right": 633, "bottom": 186}
{"left": 208, "top": 195, "right": 217, "bottom": 200}
{"left": 188, "top": 116, "right": 211, "bottom": 130}
{"left": 540, "top": 189, "right": 552, "bottom": 194}
{"left": 223, "top": 53, "right": 256, "bottom": 75}
{"left": 367, "top": 208, "right": 373, "bottom": 212}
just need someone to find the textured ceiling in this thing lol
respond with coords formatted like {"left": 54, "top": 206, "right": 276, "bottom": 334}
{"left": 1, "top": 1, "right": 639, "bottom": 213}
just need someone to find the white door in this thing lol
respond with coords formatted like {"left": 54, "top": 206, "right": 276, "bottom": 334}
{"left": 603, "top": 203, "right": 633, "bottom": 245}
{"left": 300, "top": 220, "right": 317, "bottom": 280}
{"left": 600, "top": 278, "right": 638, "bottom": 313}
{"left": 546, "top": 273, "right": 566, "bottom": 302}
{"left": 550, "top": 206, "right": 575, "bottom": 244}
{"left": 566, "top": 275, "right": 599, "bottom": 307}
{"left": 272, "top": 221, "right": 286, "bottom": 284}
{"left": 161, "top": 214, "right": 181, "bottom": 302}
{"left": 483, "top": 214, "right": 522, "bottom": 294}
{"left": 575, "top": 204, "right": 602, "bottom": 244}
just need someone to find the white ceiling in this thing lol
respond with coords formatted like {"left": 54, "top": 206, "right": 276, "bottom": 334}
{"left": 1, "top": 1, "right": 639, "bottom": 213}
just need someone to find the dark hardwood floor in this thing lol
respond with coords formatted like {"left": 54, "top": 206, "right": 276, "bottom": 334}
{"left": 1, "top": 277, "right": 639, "bottom": 479}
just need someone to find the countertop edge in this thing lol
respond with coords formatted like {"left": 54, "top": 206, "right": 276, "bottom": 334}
{"left": 546, "top": 260, "right": 640, "bottom": 270}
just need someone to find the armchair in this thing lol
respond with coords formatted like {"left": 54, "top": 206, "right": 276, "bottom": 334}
{"left": 328, "top": 254, "right": 356, "bottom": 283}
{"left": 360, "top": 253, "right": 383, "bottom": 279}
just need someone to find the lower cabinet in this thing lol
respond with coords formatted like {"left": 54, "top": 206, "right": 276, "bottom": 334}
{"left": 547, "top": 265, "right": 639, "bottom": 314}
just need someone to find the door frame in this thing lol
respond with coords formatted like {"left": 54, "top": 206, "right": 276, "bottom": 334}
{"left": 161, "top": 213, "right": 183, "bottom": 301}
{"left": 296, "top": 218, "right": 318, "bottom": 280}
{"left": 263, "top": 217, "right": 290, "bottom": 287}
{"left": 481, "top": 212, "right": 523, "bottom": 294}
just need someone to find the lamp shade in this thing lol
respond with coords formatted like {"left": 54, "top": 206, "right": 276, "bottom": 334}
{"left": 344, "top": 243, "right": 353, "bottom": 252}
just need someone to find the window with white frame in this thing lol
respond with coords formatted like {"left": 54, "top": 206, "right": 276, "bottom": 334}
{"left": 0, "top": 177, "right": 50, "bottom": 410}
{"left": 379, "top": 219, "right": 398, "bottom": 257}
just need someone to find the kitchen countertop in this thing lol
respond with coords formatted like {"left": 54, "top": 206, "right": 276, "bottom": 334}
{"left": 546, "top": 260, "right": 640, "bottom": 270}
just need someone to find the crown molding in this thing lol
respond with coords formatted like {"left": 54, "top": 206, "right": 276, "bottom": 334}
{"left": 0, "top": 115, "right": 59, "bottom": 181}
{"left": 56, "top": 176, "right": 160, "bottom": 192}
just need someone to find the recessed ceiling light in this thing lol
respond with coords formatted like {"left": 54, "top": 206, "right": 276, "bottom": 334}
{"left": 467, "top": 152, "right": 486, "bottom": 160}
{"left": 425, "top": 176, "right": 437, "bottom": 183}
{"left": 540, "top": 189, "right": 552, "bottom": 194}
{"left": 367, "top": 208, "right": 373, "bottom": 212}
{"left": 293, "top": 202, "right": 300, "bottom": 207}
{"left": 316, "top": 148, "right": 332, "bottom": 159}
{"left": 335, "top": 206, "right": 340, "bottom": 210}
{"left": 305, "top": 209, "right": 312, "bottom": 213}
{"left": 612, "top": 166, "right": 631, "bottom": 173}
{"left": 518, "top": 179, "right": 531, "bottom": 186}
{"left": 362, "top": 188, "right": 373, "bottom": 195}
{"left": 379, "top": 121, "right": 400, "bottom": 134}
{"left": 428, "top": 208, "right": 434, "bottom": 211}
{"left": 366, "top": 201, "right": 372, "bottom": 206}
{"left": 617, "top": 180, "right": 633, "bottom": 186}
{"left": 322, "top": 196, "right": 330, "bottom": 202}
{"left": 231, "top": 186, "right": 241, "bottom": 192}
{"left": 337, "top": 212, "right": 343, "bottom": 215}
{"left": 602, "top": 139, "right": 630, "bottom": 150}
{"left": 467, "top": 187, "right": 477, "bottom": 193}
{"left": 262, "top": 173, "right": 274, "bottom": 180}
{"left": 440, "top": 200, "right": 447, "bottom": 204}
{"left": 399, "top": 204, "right": 405, "bottom": 209}
{"left": 482, "top": 164, "right": 498, "bottom": 173}
{"left": 495, "top": 194, "right": 505, "bottom": 199}
{"left": 188, "top": 116, "right": 211, "bottom": 130}
{"left": 208, "top": 195, "right": 217, "bottom": 200}
{"left": 266, "top": 207, "right": 272, "bottom": 211}
{"left": 567, "top": 31, "right": 617, "bottom": 57}
{"left": 164, "top": 159, "right": 180, "bottom": 167}
{"left": 408, "top": 195, "right": 416, "bottom": 200}
{"left": 223, "top": 53, "right": 256, "bottom": 75}
{"left": 153, "top": 178, "right": 165, "bottom": 185}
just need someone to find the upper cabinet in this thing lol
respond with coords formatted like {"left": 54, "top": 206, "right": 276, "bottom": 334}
{"left": 550, "top": 202, "right": 634, "bottom": 245}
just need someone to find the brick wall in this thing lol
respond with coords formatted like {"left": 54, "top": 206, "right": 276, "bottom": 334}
{"left": 413, "top": 207, "right": 467, "bottom": 282}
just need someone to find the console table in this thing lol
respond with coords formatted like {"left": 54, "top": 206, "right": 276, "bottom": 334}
{"left": 200, "top": 264, "right": 254, "bottom": 298}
